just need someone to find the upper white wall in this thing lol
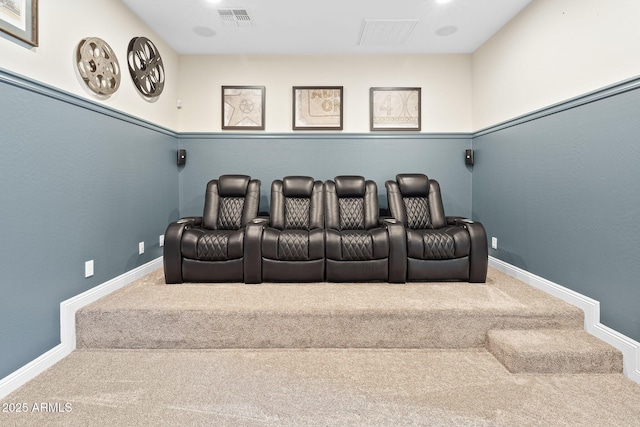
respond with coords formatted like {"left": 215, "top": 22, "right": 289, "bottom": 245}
{"left": 0, "top": 0, "right": 179, "bottom": 130}
{"left": 177, "top": 54, "right": 472, "bottom": 133}
{"left": 7, "top": 1, "right": 635, "bottom": 134}
{"left": 472, "top": 0, "right": 640, "bottom": 131}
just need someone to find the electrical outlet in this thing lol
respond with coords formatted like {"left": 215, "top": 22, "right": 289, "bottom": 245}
{"left": 491, "top": 237, "right": 498, "bottom": 250}
{"left": 139, "top": 241, "right": 145, "bottom": 255}
{"left": 85, "top": 260, "right": 94, "bottom": 278}
{"left": 159, "top": 235, "right": 165, "bottom": 247}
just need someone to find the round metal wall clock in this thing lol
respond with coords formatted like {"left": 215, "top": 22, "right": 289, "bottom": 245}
{"left": 127, "top": 36, "right": 165, "bottom": 98}
{"left": 76, "top": 37, "right": 121, "bottom": 96}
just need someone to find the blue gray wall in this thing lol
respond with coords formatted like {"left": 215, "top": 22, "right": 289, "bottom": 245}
{"left": 0, "top": 70, "right": 179, "bottom": 379}
{"left": 178, "top": 134, "right": 473, "bottom": 218}
{"left": 472, "top": 78, "right": 640, "bottom": 342}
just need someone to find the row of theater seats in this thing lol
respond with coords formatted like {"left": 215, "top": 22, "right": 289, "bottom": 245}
{"left": 163, "top": 174, "right": 488, "bottom": 284}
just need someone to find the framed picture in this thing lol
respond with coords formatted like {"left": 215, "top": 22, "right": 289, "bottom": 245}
{"left": 370, "top": 87, "right": 421, "bottom": 131}
{"left": 222, "top": 86, "right": 265, "bottom": 130}
{"left": 0, "top": 0, "right": 38, "bottom": 47}
{"left": 293, "top": 86, "right": 343, "bottom": 130}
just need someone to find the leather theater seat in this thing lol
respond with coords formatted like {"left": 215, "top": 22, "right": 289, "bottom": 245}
{"left": 385, "top": 173, "right": 488, "bottom": 282}
{"left": 245, "top": 176, "right": 325, "bottom": 283}
{"left": 324, "top": 175, "right": 406, "bottom": 283}
{"left": 163, "top": 175, "right": 260, "bottom": 283}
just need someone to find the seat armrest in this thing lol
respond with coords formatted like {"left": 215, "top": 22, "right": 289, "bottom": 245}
{"left": 458, "top": 220, "right": 488, "bottom": 283}
{"left": 381, "top": 218, "right": 406, "bottom": 283}
{"left": 176, "top": 216, "right": 202, "bottom": 227}
{"left": 446, "top": 216, "right": 469, "bottom": 225}
{"left": 379, "top": 216, "right": 396, "bottom": 225}
{"left": 163, "top": 217, "right": 202, "bottom": 284}
{"left": 256, "top": 212, "right": 270, "bottom": 223}
{"left": 445, "top": 216, "right": 488, "bottom": 283}
{"left": 244, "top": 218, "right": 269, "bottom": 284}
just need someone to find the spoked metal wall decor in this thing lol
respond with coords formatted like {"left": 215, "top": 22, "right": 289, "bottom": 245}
{"left": 127, "top": 36, "right": 165, "bottom": 99}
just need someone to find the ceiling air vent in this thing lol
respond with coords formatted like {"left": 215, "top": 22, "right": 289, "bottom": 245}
{"left": 218, "top": 9, "right": 254, "bottom": 27}
{"left": 358, "top": 19, "right": 419, "bottom": 45}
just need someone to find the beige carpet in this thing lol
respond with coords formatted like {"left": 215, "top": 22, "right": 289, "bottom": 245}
{"left": 2, "top": 348, "right": 640, "bottom": 426}
{"left": 2, "top": 267, "right": 640, "bottom": 426}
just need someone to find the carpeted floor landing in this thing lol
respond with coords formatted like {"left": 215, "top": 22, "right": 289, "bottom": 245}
{"left": 2, "top": 348, "right": 640, "bottom": 426}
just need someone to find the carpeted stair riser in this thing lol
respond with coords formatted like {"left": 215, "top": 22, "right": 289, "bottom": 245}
{"left": 487, "top": 329, "right": 623, "bottom": 374}
{"left": 76, "top": 268, "right": 584, "bottom": 351}
{"left": 76, "top": 308, "right": 583, "bottom": 350}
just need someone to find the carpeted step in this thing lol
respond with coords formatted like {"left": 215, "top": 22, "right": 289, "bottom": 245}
{"left": 486, "top": 329, "right": 623, "bottom": 374}
{"left": 75, "top": 268, "right": 585, "bottom": 350}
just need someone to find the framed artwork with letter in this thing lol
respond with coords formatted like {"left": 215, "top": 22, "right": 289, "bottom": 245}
{"left": 293, "top": 86, "right": 343, "bottom": 130}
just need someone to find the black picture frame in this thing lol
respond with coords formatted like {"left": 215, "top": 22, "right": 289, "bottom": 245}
{"left": 293, "top": 86, "right": 343, "bottom": 130}
{"left": 222, "top": 85, "right": 266, "bottom": 130}
{"left": 370, "top": 87, "right": 421, "bottom": 131}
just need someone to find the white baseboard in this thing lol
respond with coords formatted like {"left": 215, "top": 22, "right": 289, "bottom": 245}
{"left": 0, "top": 343, "right": 71, "bottom": 401}
{"left": 0, "top": 257, "right": 163, "bottom": 399}
{"left": 489, "top": 256, "right": 640, "bottom": 384}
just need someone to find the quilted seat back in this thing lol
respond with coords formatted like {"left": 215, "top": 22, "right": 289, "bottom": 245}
{"left": 270, "top": 176, "right": 323, "bottom": 231}
{"left": 386, "top": 174, "right": 446, "bottom": 230}
{"left": 202, "top": 175, "right": 261, "bottom": 230}
{"left": 324, "top": 176, "right": 379, "bottom": 231}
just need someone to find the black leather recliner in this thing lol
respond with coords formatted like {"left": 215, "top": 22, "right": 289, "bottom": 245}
{"left": 324, "top": 176, "right": 406, "bottom": 283}
{"left": 385, "top": 173, "right": 488, "bottom": 283}
{"left": 163, "top": 175, "right": 261, "bottom": 283}
{"left": 245, "top": 176, "right": 324, "bottom": 283}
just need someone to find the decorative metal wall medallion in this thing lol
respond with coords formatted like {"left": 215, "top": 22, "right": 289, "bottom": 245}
{"left": 127, "top": 36, "right": 165, "bottom": 98}
{"left": 76, "top": 37, "right": 121, "bottom": 96}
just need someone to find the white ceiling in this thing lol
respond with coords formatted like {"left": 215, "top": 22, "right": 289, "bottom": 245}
{"left": 120, "top": 0, "right": 532, "bottom": 55}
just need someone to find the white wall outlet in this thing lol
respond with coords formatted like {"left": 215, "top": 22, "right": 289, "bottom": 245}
{"left": 85, "top": 260, "right": 94, "bottom": 278}
{"left": 159, "top": 234, "right": 165, "bottom": 247}
{"left": 491, "top": 237, "right": 498, "bottom": 250}
{"left": 139, "top": 241, "right": 145, "bottom": 255}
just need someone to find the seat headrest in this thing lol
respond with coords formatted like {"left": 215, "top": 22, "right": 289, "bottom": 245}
{"left": 283, "top": 176, "right": 314, "bottom": 197}
{"left": 334, "top": 175, "right": 366, "bottom": 197}
{"left": 218, "top": 175, "right": 251, "bottom": 196}
{"left": 397, "top": 174, "right": 430, "bottom": 196}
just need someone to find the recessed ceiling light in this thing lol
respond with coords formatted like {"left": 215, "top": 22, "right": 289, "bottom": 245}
{"left": 436, "top": 0, "right": 452, "bottom": 4}
{"left": 193, "top": 25, "right": 216, "bottom": 37}
{"left": 435, "top": 25, "right": 457, "bottom": 36}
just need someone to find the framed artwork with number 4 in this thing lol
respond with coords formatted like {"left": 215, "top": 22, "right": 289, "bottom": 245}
{"left": 370, "top": 87, "right": 421, "bottom": 131}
